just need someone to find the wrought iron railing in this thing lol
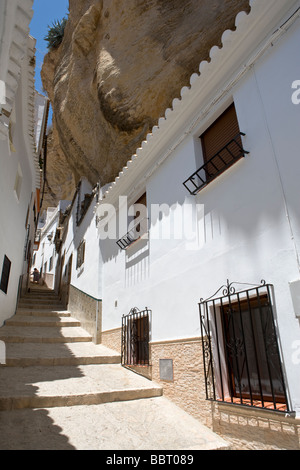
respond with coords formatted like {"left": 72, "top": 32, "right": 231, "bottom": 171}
{"left": 117, "top": 217, "right": 149, "bottom": 250}
{"left": 199, "top": 280, "right": 291, "bottom": 413}
{"left": 183, "top": 133, "right": 249, "bottom": 195}
{"left": 121, "top": 307, "right": 151, "bottom": 366}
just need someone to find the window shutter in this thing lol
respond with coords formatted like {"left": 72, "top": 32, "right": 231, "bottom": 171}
{"left": 201, "top": 104, "right": 243, "bottom": 177}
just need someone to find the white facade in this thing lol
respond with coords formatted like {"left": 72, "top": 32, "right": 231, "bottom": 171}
{"left": 32, "top": 202, "right": 70, "bottom": 289}
{"left": 59, "top": 179, "right": 101, "bottom": 301}
{"left": 94, "top": 0, "right": 300, "bottom": 415}
{"left": 0, "top": 0, "right": 48, "bottom": 325}
{"left": 46, "top": 0, "right": 300, "bottom": 422}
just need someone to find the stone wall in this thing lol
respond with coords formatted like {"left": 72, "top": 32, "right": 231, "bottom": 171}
{"left": 68, "top": 285, "right": 102, "bottom": 343}
{"left": 101, "top": 327, "right": 122, "bottom": 354}
{"left": 43, "top": 273, "right": 54, "bottom": 290}
{"left": 212, "top": 403, "right": 300, "bottom": 450}
{"left": 150, "top": 338, "right": 210, "bottom": 425}
{"left": 149, "top": 337, "right": 300, "bottom": 450}
{"left": 100, "top": 327, "right": 300, "bottom": 449}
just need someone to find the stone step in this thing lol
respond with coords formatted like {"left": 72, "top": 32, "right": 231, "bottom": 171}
{"left": 19, "top": 298, "right": 62, "bottom": 305}
{"left": 0, "top": 397, "right": 230, "bottom": 450}
{"left": 16, "top": 308, "right": 71, "bottom": 317}
{"left": 18, "top": 303, "right": 64, "bottom": 310}
{"left": 21, "top": 297, "right": 60, "bottom": 303}
{"left": 5, "top": 315, "right": 81, "bottom": 328}
{"left": 0, "top": 364, "right": 163, "bottom": 410}
{"left": 4, "top": 342, "right": 121, "bottom": 367}
{"left": 23, "top": 292, "right": 59, "bottom": 298}
{"left": 0, "top": 325, "right": 93, "bottom": 343}
{"left": 19, "top": 300, "right": 62, "bottom": 306}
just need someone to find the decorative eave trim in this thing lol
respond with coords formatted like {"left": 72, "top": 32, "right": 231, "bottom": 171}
{"left": 0, "top": 0, "right": 34, "bottom": 139}
{"left": 96, "top": 0, "right": 300, "bottom": 214}
{"left": 26, "top": 35, "right": 41, "bottom": 190}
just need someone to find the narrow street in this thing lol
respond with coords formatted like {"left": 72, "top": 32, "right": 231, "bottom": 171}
{"left": 0, "top": 285, "right": 229, "bottom": 450}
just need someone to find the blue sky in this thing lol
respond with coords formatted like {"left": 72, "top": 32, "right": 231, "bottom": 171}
{"left": 29, "top": 0, "right": 69, "bottom": 94}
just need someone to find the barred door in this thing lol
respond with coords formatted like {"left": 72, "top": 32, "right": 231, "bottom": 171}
{"left": 122, "top": 308, "right": 150, "bottom": 366}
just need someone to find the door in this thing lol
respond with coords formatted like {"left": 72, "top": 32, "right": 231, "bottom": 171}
{"left": 122, "top": 309, "right": 150, "bottom": 366}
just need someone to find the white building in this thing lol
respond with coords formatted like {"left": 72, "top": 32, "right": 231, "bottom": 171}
{"left": 40, "top": 0, "right": 300, "bottom": 448}
{"left": 0, "top": 0, "right": 48, "bottom": 325}
{"left": 32, "top": 201, "right": 71, "bottom": 290}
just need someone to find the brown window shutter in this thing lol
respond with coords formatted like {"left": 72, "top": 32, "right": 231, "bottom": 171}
{"left": 135, "top": 193, "right": 147, "bottom": 208}
{"left": 201, "top": 103, "right": 243, "bottom": 178}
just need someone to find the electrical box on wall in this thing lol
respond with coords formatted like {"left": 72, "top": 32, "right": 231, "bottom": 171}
{"left": 289, "top": 279, "right": 300, "bottom": 318}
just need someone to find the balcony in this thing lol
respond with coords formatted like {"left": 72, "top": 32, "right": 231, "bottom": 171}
{"left": 117, "top": 217, "right": 149, "bottom": 250}
{"left": 183, "top": 133, "right": 249, "bottom": 195}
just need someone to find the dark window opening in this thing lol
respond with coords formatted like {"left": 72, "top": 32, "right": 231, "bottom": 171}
{"left": 0, "top": 255, "right": 11, "bottom": 295}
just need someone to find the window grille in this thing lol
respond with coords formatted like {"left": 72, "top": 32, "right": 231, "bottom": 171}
{"left": 199, "top": 280, "right": 291, "bottom": 413}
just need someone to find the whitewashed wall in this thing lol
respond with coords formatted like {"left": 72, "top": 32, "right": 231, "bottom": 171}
{"left": 61, "top": 179, "right": 101, "bottom": 301}
{"left": 0, "top": 72, "right": 35, "bottom": 324}
{"left": 99, "top": 17, "right": 300, "bottom": 414}
{"left": 32, "top": 207, "right": 60, "bottom": 287}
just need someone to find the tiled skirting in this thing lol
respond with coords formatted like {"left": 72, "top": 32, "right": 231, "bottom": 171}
{"left": 101, "top": 327, "right": 122, "bottom": 353}
{"left": 150, "top": 337, "right": 300, "bottom": 450}
{"left": 98, "top": 329, "right": 300, "bottom": 449}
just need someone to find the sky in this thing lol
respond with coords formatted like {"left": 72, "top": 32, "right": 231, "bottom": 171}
{"left": 29, "top": 0, "right": 69, "bottom": 95}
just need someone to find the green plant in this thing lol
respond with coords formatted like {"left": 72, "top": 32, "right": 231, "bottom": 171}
{"left": 44, "top": 17, "right": 67, "bottom": 50}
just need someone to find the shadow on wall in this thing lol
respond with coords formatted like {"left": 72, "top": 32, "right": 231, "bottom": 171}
{"left": 0, "top": 284, "right": 85, "bottom": 450}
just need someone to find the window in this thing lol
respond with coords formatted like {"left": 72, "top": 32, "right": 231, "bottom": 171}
{"left": 117, "top": 193, "right": 148, "bottom": 250}
{"left": 14, "top": 164, "right": 23, "bottom": 201}
{"left": 0, "top": 255, "right": 11, "bottom": 295}
{"left": 49, "top": 256, "right": 53, "bottom": 272}
{"left": 76, "top": 240, "right": 85, "bottom": 269}
{"left": 199, "top": 281, "right": 290, "bottom": 412}
{"left": 183, "top": 103, "right": 248, "bottom": 195}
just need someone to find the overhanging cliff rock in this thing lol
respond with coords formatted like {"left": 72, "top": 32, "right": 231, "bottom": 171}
{"left": 41, "top": 0, "right": 250, "bottom": 192}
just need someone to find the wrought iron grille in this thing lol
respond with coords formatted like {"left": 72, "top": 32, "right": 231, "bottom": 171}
{"left": 199, "top": 280, "right": 291, "bottom": 413}
{"left": 117, "top": 217, "right": 149, "bottom": 250}
{"left": 121, "top": 307, "right": 151, "bottom": 366}
{"left": 183, "top": 133, "right": 249, "bottom": 195}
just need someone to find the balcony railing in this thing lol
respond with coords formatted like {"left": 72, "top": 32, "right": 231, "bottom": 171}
{"left": 183, "top": 133, "right": 249, "bottom": 195}
{"left": 117, "top": 217, "right": 149, "bottom": 250}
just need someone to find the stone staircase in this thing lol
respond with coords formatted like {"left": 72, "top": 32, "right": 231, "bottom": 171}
{"left": 0, "top": 287, "right": 230, "bottom": 450}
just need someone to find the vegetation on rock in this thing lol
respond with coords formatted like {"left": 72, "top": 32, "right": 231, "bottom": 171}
{"left": 44, "top": 18, "right": 67, "bottom": 50}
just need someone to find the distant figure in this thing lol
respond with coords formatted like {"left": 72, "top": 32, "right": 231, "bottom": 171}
{"left": 32, "top": 268, "right": 40, "bottom": 284}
